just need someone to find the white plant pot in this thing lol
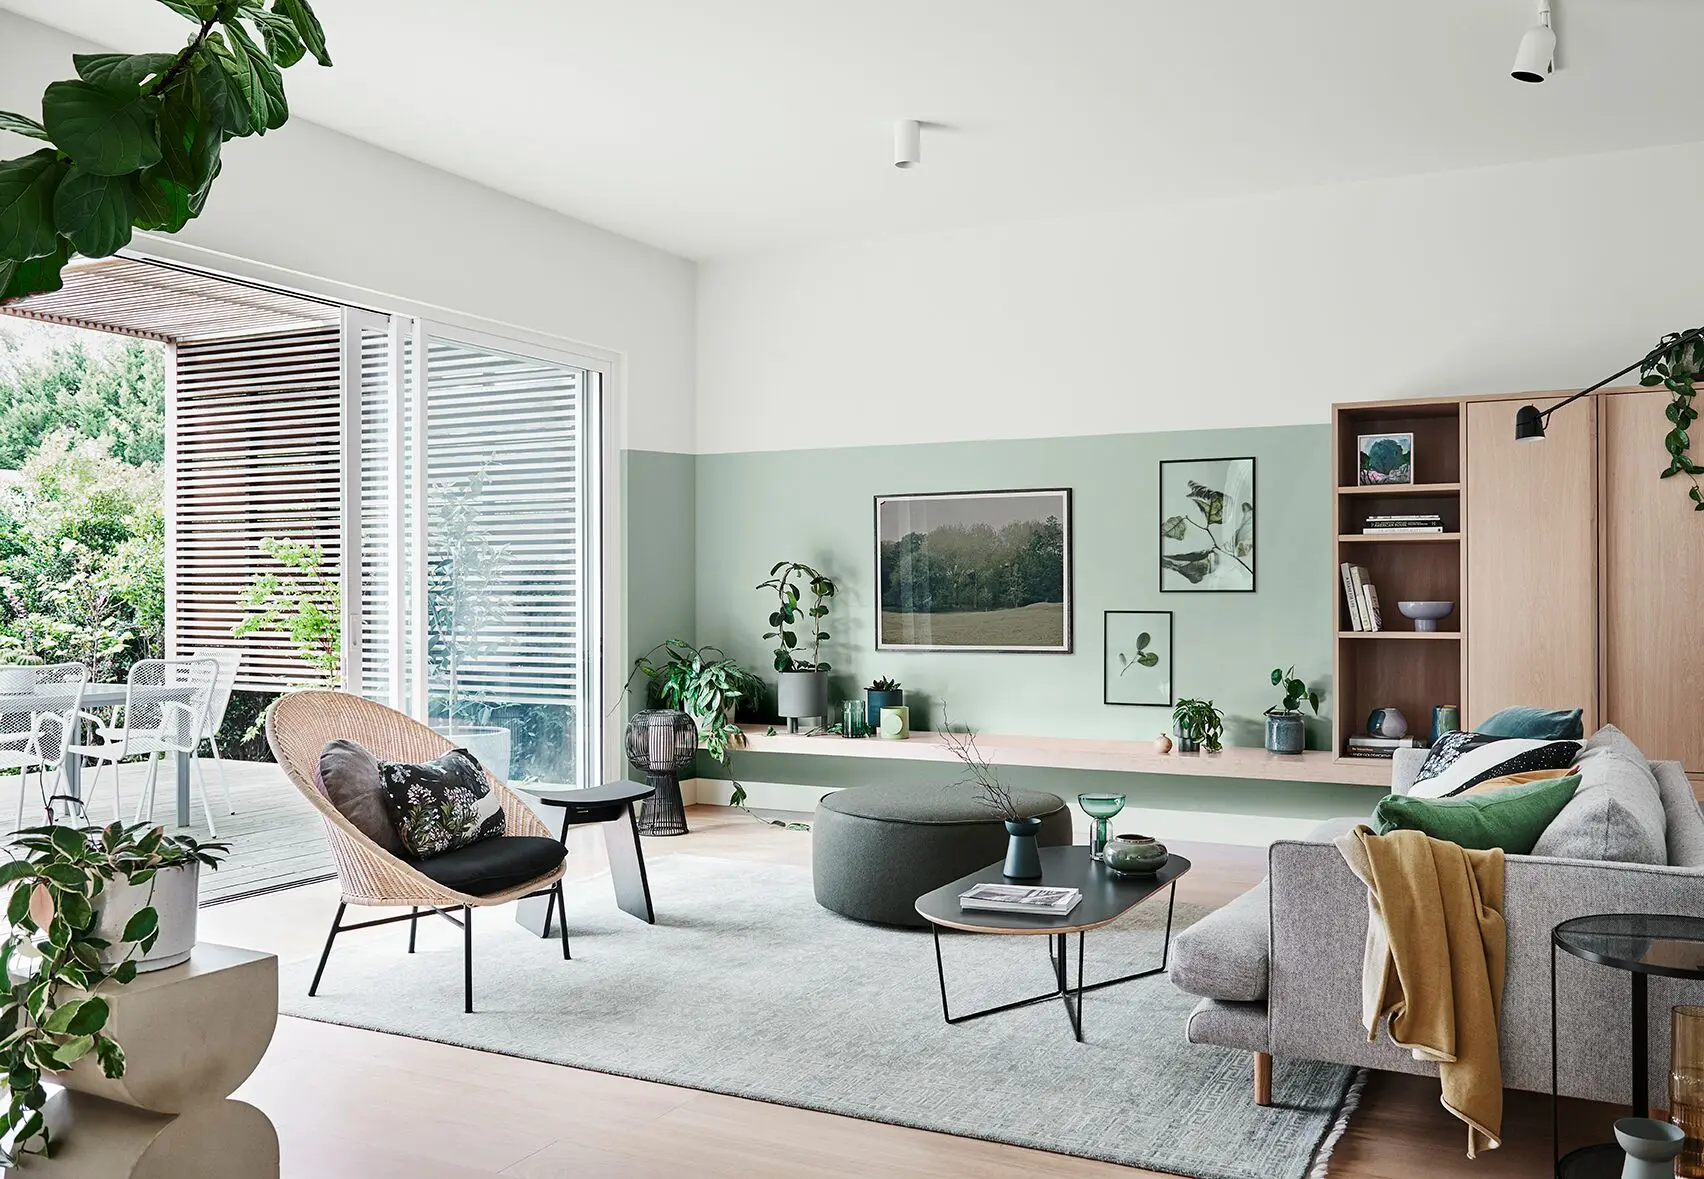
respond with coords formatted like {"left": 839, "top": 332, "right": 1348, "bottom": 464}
{"left": 433, "top": 723, "right": 512, "bottom": 783}
{"left": 93, "top": 862, "right": 199, "bottom": 974}
{"left": 0, "top": 666, "right": 37, "bottom": 694}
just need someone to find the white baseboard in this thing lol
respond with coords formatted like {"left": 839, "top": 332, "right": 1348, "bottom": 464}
{"left": 683, "top": 779, "right": 1335, "bottom": 847}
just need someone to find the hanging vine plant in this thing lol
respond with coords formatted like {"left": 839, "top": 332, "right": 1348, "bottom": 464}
{"left": 0, "top": 0, "right": 332, "bottom": 304}
{"left": 1638, "top": 329, "right": 1704, "bottom": 511}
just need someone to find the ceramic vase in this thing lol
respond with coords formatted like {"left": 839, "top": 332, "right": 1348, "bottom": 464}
{"left": 777, "top": 670, "right": 829, "bottom": 733}
{"left": 1104, "top": 834, "right": 1170, "bottom": 876}
{"left": 1002, "top": 817, "right": 1043, "bottom": 879}
{"left": 1153, "top": 733, "right": 1173, "bottom": 755}
{"left": 1615, "top": 1117, "right": 1684, "bottom": 1179}
{"left": 92, "top": 862, "right": 199, "bottom": 972}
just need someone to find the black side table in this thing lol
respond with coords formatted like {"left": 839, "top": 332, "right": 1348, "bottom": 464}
{"left": 1551, "top": 914, "right": 1704, "bottom": 1177}
{"left": 514, "top": 781, "right": 658, "bottom": 938}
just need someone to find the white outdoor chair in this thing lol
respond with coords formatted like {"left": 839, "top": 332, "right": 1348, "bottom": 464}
{"left": 190, "top": 647, "right": 242, "bottom": 816}
{"left": 68, "top": 658, "right": 222, "bottom": 835}
{"left": 0, "top": 663, "right": 88, "bottom": 828}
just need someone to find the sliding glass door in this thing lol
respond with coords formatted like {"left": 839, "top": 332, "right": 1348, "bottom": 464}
{"left": 342, "top": 311, "right": 602, "bottom": 789}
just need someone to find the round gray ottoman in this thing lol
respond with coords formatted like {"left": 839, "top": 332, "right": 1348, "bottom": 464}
{"left": 812, "top": 785, "right": 1072, "bottom": 927}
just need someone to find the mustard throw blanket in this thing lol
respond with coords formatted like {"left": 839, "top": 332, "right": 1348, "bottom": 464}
{"left": 1334, "top": 826, "right": 1507, "bottom": 1158}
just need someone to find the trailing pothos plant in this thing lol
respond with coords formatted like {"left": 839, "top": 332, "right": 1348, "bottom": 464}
{"left": 1638, "top": 329, "right": 1704, "bottom": 512}
{"left": 0, "top": 822, "right": 229, "bottom": 1164}
{"left": 0, "top": 0, "right": 332, "bottom": 304}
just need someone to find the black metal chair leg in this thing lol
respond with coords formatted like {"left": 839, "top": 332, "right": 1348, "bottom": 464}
{"left": 308, "top": 902, "right": 346, "bottom": 997}
{"left": 463, "top": 905, "right": 474, "bottom": 1013}
{"left": 408, "top": 906, "right": 419, "bottom": 953}
{"left": 554, "top": 881, "right": 571, "bottom": 960}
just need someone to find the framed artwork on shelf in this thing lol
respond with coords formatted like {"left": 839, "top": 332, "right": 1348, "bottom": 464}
{"left": 874, "top": 487, "right": 1072, "bottom": 652}
{"left": 1103, "top": 611, "right": 1173, "bottom": 706}
{"left": 1159, "top": 457, "right": 1256, "bottom": 592}
{"left": 1357, "top": 431, "right": 1415, "bottom": 486}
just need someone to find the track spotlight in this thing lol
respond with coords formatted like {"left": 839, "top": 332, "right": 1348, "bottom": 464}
{"left": 1512, "top": 0, "right": 1555, "bottom": 83}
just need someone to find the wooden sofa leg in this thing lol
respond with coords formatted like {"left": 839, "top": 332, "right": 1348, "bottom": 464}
{"left": 1253, "top": 1052, "right": 1272, "bottom": 1106}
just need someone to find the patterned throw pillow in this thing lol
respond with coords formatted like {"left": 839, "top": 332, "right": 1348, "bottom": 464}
{"left": 1408, "top": 731, "right": 1582, "bottom": 799}
{"left": 379, "top": 749, "right": 506, "bottom": 859}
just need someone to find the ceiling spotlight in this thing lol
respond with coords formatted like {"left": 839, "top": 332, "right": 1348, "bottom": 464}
{"left": 894, "top": 119, "right": 921, "bottom": 169}
{"left": 1512, "top": 0, "right": 1555, "bottom": 83}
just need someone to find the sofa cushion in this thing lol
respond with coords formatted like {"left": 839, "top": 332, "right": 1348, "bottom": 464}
{"left": 380, "top": 748, "right": 506, "bottom": 859}
{"left": 1478, "top": 706, "right": 1585, "bottom": 741}
{"left": 1373, "top": 774, "right": 1579, "bottom": 855}
{"left": 410, "top": 835, "right": 564, "bottom": 896}
{"left": 317, "top": 739, "right": 409, "bottom": 858}
{"left": 1655, "top": 762, "right": 1704, "bottom": 868}
{"left": 1409, "top": 730, "right": 1581, "bottom": 798}
{"left": 1170, "top": 879, "right": 1269, "bottom": 1003}
{"left": 1530, "top": 727, "right": 1666, "bottom": 864}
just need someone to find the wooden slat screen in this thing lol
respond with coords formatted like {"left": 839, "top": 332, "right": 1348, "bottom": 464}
{"left": 169, "top": 327, "right": 342, "bottom": 688}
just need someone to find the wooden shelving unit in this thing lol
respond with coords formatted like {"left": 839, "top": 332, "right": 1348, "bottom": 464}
{"left": 1332, "top": 398, "right": 1467, "bottom": 764}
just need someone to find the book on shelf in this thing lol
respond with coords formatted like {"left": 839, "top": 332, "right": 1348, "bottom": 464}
{"left": 1360, "top": 582, "right": 1383, "bottom": 630}
{"left": 1361, "top": 525, "right": 1445, "bottom": 534}
{"left": 1345, "top": 565, "right": 1380, "bottom": 631}
{"left": 1340, "top": 562, "right": 1365, "bottom": 631}
{"left": 959, "top": 884, "right": 1082, "bottom": 916}
{"left": 1366, "top": 514, "right": 1443, "bottom": 523}
{"left": 1347, "top": 735, "right": 1426, "bottom": 749}
{"left": 1341, "top": 748, "right": 1397, "bottom": 760}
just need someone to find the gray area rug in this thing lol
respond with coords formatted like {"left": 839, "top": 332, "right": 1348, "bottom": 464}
{"left": 281, "top": 855, "right": 1359, "bottom": 1179}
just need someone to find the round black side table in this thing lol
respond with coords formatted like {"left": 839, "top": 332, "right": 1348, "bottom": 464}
{"left": 1551, "top": 914, "right": 1704, "bottom": 1178}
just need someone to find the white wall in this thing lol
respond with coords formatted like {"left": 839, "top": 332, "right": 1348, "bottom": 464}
{"left": 0, "top": 11, "right": 697, "bottom": 454}
{"left": 696, "top": 140, "right": 1704, "bottom": 453}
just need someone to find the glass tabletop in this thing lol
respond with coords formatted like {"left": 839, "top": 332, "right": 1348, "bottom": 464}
{"left": 1553, "top": 914, "right": 1704, "bottom": 979}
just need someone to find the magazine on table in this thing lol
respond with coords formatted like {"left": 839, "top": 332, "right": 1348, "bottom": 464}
{"left": 959, "top": 883, "right": 1082, "bottom": 916}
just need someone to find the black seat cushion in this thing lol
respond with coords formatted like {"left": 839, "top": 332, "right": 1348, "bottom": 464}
{"left": 409, "top": 836, "right": 564, "bottom": 897}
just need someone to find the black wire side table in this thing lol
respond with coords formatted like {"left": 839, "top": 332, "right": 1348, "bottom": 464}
{"left": 1551, "top": 914, "right": 1704, "bottom": 1178}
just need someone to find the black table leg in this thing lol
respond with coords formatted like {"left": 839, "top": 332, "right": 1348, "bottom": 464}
{"left": 603, "top": 803, "right": 656, "bottom": 924}
{"left": 1633, "top": 970, "right": 1649, "bottom": 1117}
{"left": 1551, "top": 938, "right": 1559, "bottom": 1173}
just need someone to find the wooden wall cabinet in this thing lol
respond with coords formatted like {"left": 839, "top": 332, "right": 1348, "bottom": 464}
{"left": 1335, "top": 389, "right": 1703, "bottom": 779}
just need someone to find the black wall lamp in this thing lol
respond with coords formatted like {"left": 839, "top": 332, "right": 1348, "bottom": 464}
{"left": 1515, "top": 326, "right": 1704, "bottom": 441}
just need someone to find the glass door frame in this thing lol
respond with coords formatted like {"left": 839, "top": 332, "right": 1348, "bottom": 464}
{"left": 338, "top": 308, "right": 609, "bottom": 792}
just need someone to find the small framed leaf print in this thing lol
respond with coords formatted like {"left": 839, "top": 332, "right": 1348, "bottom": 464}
{"left": 1104, "top": 610, "right": 1173, "bottom": 706}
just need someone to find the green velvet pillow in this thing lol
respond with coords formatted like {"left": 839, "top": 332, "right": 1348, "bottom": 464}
{"left": 1374, "top": 773, "right": 1580, "bottom": 855}
{"left": 1478, "top": 706, "right": 1585, "bottom": 741}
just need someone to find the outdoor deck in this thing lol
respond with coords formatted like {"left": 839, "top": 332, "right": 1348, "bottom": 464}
{"left": 1, "top": 759, "right": 333, "bottom": 903}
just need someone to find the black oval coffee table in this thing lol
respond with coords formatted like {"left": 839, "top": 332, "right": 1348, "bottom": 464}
{"left": 1551, "top": 914, "right": 1704, "bottom": 1178}
{"left": 915, "top": 844, "right": 1190, "bottom": 1042}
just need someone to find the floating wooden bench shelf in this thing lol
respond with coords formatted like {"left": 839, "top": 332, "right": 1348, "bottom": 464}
{"left": 735, "top": 726, "right": 1391, "bottom": 787}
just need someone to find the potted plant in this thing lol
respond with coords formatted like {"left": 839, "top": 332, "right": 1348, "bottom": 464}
{"left": 1172, "top": 698, "right": 1224, "bottom": 753}
{"left": 630, "top": 639, "right": 765, "bottom": 805}
{"left": 865, "top": 677, "right": 903, "bottom": 727}
{"left": 938, "top": 710, "right": 1041, "bottom": 879}
{"left": 1264, "top": 666, "right": 1321, "bottom": 754}
{"left": 757, "top": 561, "right": 835, "bottom": 733}
{"left": 0, "top": 822, "right": 228, "bottom": 1163}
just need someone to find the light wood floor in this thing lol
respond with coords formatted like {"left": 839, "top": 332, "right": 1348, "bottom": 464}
{"left": 214, "top": 806, "right": 1625, "bottom": 1178}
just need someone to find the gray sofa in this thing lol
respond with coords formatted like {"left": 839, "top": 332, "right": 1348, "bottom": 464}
{"left": 1170, "top": 731, "right": 1704, "bottom": 1107}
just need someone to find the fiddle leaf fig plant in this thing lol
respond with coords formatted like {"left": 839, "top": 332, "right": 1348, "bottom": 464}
{"left": 0, "top": 822, "right": 228, "bottom": 1165}
{"left": 0, "top": 0, "right": 333, "bottom": 304}
{"left": 1638, "top": 328, "right": 1704, "bottom": 512}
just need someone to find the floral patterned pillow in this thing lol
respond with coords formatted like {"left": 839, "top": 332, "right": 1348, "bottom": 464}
{"left": 378, "top": 749, "right": 505, "bottom": 859}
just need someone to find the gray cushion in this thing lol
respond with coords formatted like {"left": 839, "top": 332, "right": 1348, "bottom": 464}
{"left": 1530, "top": 725, "right": 1667, "bottom": 865}
{"left": 811, "top": 786, "right": 1071, "bottom": 927}
{"left": 1655, "top": 762, "right": 1704, "bottom": 868}
{"left": 1185, "top": 996, "right": 1270, "bottom": 1053}
{"left": 317, "top": 738, "right": 408, "bottom": 858}
{"left": 1171, "top": 880, "right": 1270, "bottom": 1002}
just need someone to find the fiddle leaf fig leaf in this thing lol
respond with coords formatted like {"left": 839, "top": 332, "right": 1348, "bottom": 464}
{"left": 73, "top": 53, "right": 178, "bottom": 93}
{"left": 0, "top": 150, "right": 68, "bottom": 262}
{"left": 0, "top": 112, "right": 48, "bottom": 142}
{"left": 157, "top": 0, "right": 220, "bottom": 18}
{"left": 52, "top": 167, "right": 138, "bottom": 257}
{"left": 276, "top": 0, "right": 333, "bottom": 67}
{"left": 41, "top": 80, "right": 162, "bottom": 177}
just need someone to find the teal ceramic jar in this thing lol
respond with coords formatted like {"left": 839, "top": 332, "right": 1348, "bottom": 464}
{"left": 1103, "top": 834, "right": 1169, "bottom": 876}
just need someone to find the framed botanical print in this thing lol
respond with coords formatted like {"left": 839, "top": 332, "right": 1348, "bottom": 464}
{"left": 1159, "top": 457, "right": 1256, "bottom": 592}
{"left": 874, "top": 488, "right": 1072, "bottom": 652}
{"left": 1104, "top": 611, "right": 1173, "bottom": 706}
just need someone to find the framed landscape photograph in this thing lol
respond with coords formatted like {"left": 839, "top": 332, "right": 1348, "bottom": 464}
{"left": 1159, "top": 457, "right": 1256, "bottom": 592}
{"left": 1104, "top": 611, "right": 1172, "bottom": 706}
{"left": 1357, "top": 431, "right": 1414, "bottom": 486}
{"left": 875, "top": 488, "right": 1072, "bottom": 652}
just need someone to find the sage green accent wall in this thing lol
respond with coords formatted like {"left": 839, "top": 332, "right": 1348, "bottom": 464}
{"left": 623, "top": 449, "right": 697, "bottom": 664}
{"left": 696, "top": 425, "right": 1335, "bottom": 746}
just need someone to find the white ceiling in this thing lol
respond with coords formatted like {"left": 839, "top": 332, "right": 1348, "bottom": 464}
{"left": 2, "top": 0, "right": 1701, "bottom": 259}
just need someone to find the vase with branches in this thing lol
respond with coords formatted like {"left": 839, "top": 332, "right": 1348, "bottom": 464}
{"left": 939, "top": 707, "right": 1042, "bottom": 879}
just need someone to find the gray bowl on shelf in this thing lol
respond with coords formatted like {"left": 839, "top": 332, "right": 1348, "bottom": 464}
{"left": 1396, "top": 600, "right": 1455, "bottom": 632}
